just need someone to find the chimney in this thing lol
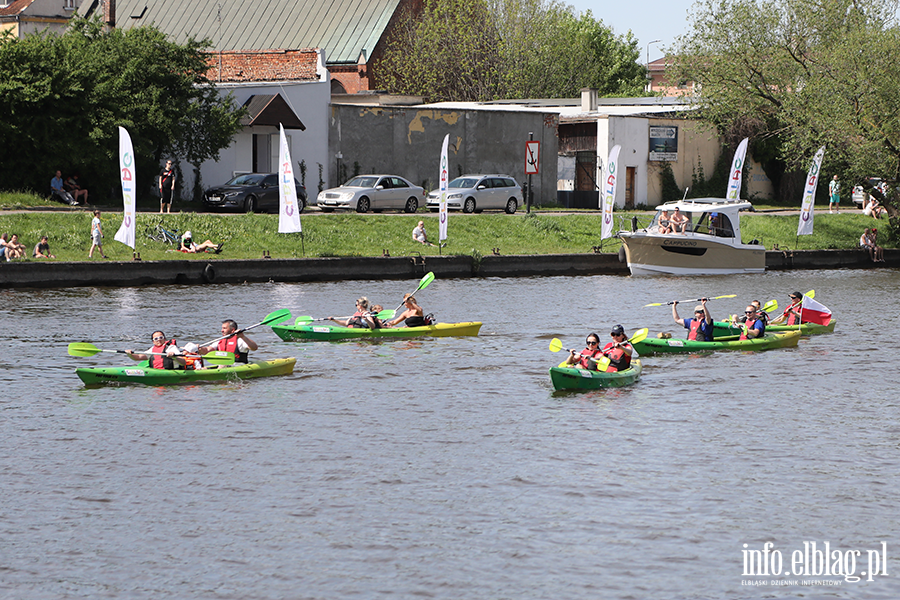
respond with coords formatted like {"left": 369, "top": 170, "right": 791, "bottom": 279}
{"left": 104, "top": 0, "right": 116, "bottom": 27}
{"left": 581, "top": 88, "right": 598, "bottom": 112}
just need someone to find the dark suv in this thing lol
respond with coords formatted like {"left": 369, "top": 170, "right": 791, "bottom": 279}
{"left": 203, "top": 173, "right": 307, "bottom": 213}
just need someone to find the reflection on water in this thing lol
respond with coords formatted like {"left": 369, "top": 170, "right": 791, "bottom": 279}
{"left": 1, "top": 269, "right": 898, "bottom": 599}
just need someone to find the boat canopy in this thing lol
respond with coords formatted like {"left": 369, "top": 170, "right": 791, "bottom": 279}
{"left": 648, "top": 197, "right": 751, "bottom": 239}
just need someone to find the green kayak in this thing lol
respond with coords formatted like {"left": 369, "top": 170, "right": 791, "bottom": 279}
{"left": 76, "top": 358, "right": 296, "bottom": 386}
{"left": 549, "top": 359, "right": 643, "bottom": 391}
{"left": 633, "top": 330, "right": 802, "bottom": 355}
{"left": 271, "top": 321, "right": 482, "bottom": 341}
{"left": 712, "top": 318, "right": 836, "bottom": 338}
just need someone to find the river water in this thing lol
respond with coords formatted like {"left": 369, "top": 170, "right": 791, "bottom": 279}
{"left": 1, "top": 269, "right": 898, "bottom": 599}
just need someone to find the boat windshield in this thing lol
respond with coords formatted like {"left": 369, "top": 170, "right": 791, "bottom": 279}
{"left": 649, "top": 208, "right": 735, "bottom": 237}
{"left": 695, "top": 211, "right": 735, "bottom": 237}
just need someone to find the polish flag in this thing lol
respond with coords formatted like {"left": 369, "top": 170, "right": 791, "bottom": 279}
{"left": 801, "top": 295, "right": 832, "bottom": 325}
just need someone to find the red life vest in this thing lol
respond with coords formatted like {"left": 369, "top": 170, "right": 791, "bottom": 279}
{"left": 784, "top": 303, "right": 801, "bottom": 325}
{"left": 218, "top": 336, "right": 248, "bottom": 363}
{"left": 346, "top": 310, "right": 369, "bottom": 328}
{"left": 688, "top": 318, "right": 708, "bottom": 341}
{"left": 740, "top": 318, "right": 762, "bottom": 340}
{"left": 578, "top": 348, "right": 603, "bottom": 370}
{"left": 602, "top": 342, "right": 632, "bottom": 372}
{"left": 148, "top": 340, "right": 176, "bottom": 369}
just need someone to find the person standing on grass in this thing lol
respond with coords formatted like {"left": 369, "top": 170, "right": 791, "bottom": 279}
{"left": 159, "top": 159, "right": 176, "bottom": 214}
{"left": 89, "top": 210, "right": 107, "bottom": 259}
{"left": 829, "top": 175, "right": 840, "bottom": 214}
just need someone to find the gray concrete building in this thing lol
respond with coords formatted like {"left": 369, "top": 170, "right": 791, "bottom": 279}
{"left": 326, "top": 100, "right": 559, "bottom": 204}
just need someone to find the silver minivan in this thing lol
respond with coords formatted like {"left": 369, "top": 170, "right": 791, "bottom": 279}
{"left": 426, "top": 174, "right": 522, "bottom": 214}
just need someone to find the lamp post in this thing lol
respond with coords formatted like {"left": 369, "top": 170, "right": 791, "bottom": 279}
{"left": 646, "top": 39, "right": 661, "bottom": 93}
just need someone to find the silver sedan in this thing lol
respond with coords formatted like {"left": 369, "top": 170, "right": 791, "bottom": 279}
{"left": 316, "top": 175, "right": 425, "bottom": 213}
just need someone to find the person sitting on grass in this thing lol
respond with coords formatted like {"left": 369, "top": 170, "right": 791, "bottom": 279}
{"left": 412, "top": 221, "right": 434, "bottom": 246}
{"left": 863, "top": 197, "right": 887, "bottom": 219}
{"left": 179, "top": 231, "right": 223, "bottom": 254}
{"left": 5, "top": 234, "right": 26, "bottom": 260}
{"left": 32, "top": 236, "right": 56, "bottom": 259}
{"left": 64, "top": 174, "right": 89, "bottom": 204}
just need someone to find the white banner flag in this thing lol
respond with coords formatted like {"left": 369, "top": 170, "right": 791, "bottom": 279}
{"left": 798, "top": 146, "right": 826, "bottom": 236}
{"left": 114, "top": 126, "right": 136, "bottom": 249}
{"left": 278, "top": 124, "right": 303, "bottom": 234}
{"left": 600, "top": 144, "right": 621, "bottom": 240}
{"left": 725, "top": 138, "right": 749, "bottom": 201}
{"left": 439, "top": 134, "right": 449, "bottom": 242}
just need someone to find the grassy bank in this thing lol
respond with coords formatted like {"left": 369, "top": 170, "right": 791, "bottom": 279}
{"left": 0, "top": 193, "right": 890, "bottom": 261}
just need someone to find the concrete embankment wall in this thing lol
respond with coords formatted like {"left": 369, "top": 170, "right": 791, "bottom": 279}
{"left": 0, "top": 249, "right": 892, "bottom": 289}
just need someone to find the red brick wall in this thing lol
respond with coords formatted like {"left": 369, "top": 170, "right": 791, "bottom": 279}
{"left": 205, "top": 49, "right": 320, "bottom": 83}
{"left": 330, "top": 66, "right": 368, "bottom": 94}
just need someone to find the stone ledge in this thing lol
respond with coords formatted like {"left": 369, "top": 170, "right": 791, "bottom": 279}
{"left": 0, "top": 249, "right": 892, "bottom": 289}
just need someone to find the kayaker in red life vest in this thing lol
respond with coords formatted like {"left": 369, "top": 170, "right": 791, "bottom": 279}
{"left": 769, "top": 292, "right": 803, "bottom": 326}
{"left": 126, "top": 330, "right": 184, "bottom": 369}
{"left": 738, "top": 305, "right": 766, "bottom": 339}
{"left": 600, "top": 324, "right": 635, "bottom": 372}
{"left": 201, "top": 319, "right": 258, "bottom": 363}
{"left": 730, "top": 299, "right": 770, "bottom": 328}
{"left": 673, "top": 298, "right": 714, "bottom": 341}
{"left": 564, "top": 332, "right": 605, "bottom": 370}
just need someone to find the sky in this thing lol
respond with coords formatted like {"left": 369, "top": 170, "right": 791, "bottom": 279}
{"left": 565, "top": 0, "right": 696, "bottom": 63}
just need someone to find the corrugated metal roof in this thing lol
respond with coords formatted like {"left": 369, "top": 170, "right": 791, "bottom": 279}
{"left": 104, "top": 0, "right": 400, "bottom": 64}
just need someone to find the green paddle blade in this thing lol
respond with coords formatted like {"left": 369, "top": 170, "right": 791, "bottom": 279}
{"left": 806, "top": 289, "right": 815, "bottom": 299}
{"left": 262, "top": 309, "right": 292, "bottom": 326}
{"left": 294, "top": 316, "right": 314, "bottom": 325}
{"left": 200, "top": 351, "right": 235, "bottom": 365}
{"left": 68, "top": 342, "right": 102, "bottom": 357}
{"left": 417, "top": 271, "right": 435, "bottom": 292}
{"left": 763, "top": 299, "right": 778, "bottom": 313}
{"left": 376, "top": 309, "right": 395, "bottom": 320}
{"left": 712, "top": 294, "right": 737, "bottom": 300}
{"left": 549, "top": 338, "right": 564, "bottom": 352}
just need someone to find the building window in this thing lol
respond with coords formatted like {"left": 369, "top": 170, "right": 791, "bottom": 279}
{"left": 64, "top": 0, "right": 76, "bottom": 9}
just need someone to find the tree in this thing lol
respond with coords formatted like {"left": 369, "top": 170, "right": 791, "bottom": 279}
{"left": 670, "top": 0, "right": 900, "bottom": 215}
{"left": 0, "top": 17, "right": 244, "bottom": 200}
{"left": 376, "top": 0, "right": 646, "bottom": 101}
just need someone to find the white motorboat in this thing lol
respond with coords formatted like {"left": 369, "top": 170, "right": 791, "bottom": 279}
{"left": 617, "top": 198, "right": 765, "bottom": 276}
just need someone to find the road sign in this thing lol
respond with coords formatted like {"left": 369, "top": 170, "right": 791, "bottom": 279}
{"left": 525, "top": 141, "right": 540, "bottom": 175}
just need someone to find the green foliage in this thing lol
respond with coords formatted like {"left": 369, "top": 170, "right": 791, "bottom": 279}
{"left": 671, "top": 0, "right": 900, "bottom": 207}
{"left": 0, "top": 17, "right": 244, "bottom": 201}
{"left": 297, "top": 160, "right": 307, "bottom": 187}
{"left": 687, "top": 150, "right": 732, "bottom": 199}
{"left": 659, "top": 162, "right": 682, "bottom": 202}
{"left": 377, "top": 0, "right": 646, "bottom": 101}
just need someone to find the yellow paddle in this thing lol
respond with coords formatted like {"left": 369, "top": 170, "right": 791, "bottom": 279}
{"left": 644, "top": 294, "right": 736, "bottom": 308}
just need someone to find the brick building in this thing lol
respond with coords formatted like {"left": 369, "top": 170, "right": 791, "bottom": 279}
{"left": 86, "top": 0, "right": 419, "bottom": 94}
